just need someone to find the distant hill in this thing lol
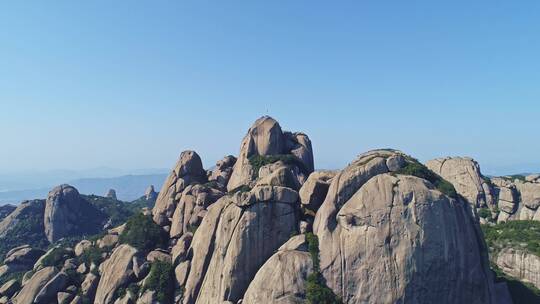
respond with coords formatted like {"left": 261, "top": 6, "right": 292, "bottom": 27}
{"left": 0, "top": 173, "right": 166, "bottom": 204}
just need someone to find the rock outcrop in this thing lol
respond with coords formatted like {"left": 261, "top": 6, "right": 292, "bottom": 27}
{"left": 0, "top": 199, "right": 45, "bottom": 238}
{"left": 14, "top": 266, "right": 58, "bottom": 304}
{"left": 426, "top": 157, "right": 491, "bottom": 208}
{"left": 3, "top": 245, "right": 44, "bottom": 270}
{"left": 182, "top": 185, "right": 299, "bottom": 304}
{"left": 207, "top": 155, "right": 237, "bottom": 190}
{"left": 44, "top": 184, "right": 107, "bottom": 242}
{"left": 145, "top": 185, "right": 158, "bottom": 201}
{"left": 495, "top": 248, "right": 540, "bottom": 289}
{"left": 242, "top": 235, "right": 313, "bottom": 304}
{"left": 94, "top": 244, "right": 139, "bottom": 304}
{"left": 299, "top": 171, "right": 336, "bottom": 212}
{"left": 152, "top": 151, "right": 207, "bottom": 226}
{"left": 314, "top": 150, "right": 494, "bottom": 303}
{"left": 226, "top": 116, "right": 313, "bottom": 192}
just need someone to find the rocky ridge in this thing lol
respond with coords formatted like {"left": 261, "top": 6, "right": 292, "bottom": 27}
{"left": 0, "top": 117, "right": 520, "bottom": 304}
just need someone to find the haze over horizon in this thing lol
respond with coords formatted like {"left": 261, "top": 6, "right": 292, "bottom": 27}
{"left": 1, "top": 1, "right": 539, "bottom": 177}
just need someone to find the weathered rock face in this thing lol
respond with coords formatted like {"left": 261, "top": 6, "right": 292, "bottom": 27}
{"left": 426, "top": 157, "right": 490, "bottom": 208}
{"left": 299, "top": 171, "right": 336, "bottom": 212}
{"left": 242, "top": 235, "right": 313, "bottom": 304}
{"left": 94, "top": 244, "right": 139, "bottom": 304}
{"left": 496, "top": 248, "right": 540, "bottom": 290}
{"left": 226, "top": 116, "right": 314, "bottom": 192}
{"left": 314, "top": 150, "right": 494, "bottom": 304}
{"left": 153, "top": 151, "right": 207, "bottom": 226}
{"left": 182, "top": 184, "right": 300, "bottom": 304}
{"left": 44, "top": 184, "right": 106, "bottom": 242}
{"left": 169, "top": 184, "right": 224, "bottom": 239}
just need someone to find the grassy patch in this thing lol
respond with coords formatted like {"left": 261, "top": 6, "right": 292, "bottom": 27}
{"left": 394, "top": 161, "right": 457, "bottom": 199}
{"left": 305, "top": 233, "right": 342, "bottom": 304}
{"left": 119, "top": 213, "right": 168, "bottom": 252}
{"left": 481, "top": 220, "right": 540, "bottom": 256}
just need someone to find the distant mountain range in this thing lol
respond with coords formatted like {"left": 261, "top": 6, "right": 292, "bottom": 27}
{"left": 0, "top": 173, "right": 167, "bottom": 204}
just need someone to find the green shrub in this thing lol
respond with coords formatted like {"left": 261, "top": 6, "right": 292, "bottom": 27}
{"left": 79, "top": 246, "right": 105, "bottom": 267}
{"left": 478, "top": 208, "right": 492, "bottom": 219}
{"left": 143, "top": 261, "right": 175, "bottom": 304}
{"left": 41, "top": 247, "right": 72, "bottom": 268}
{"left": 305, "top": 233, "right": 342, "bottom": 304}
{"left": 481, "top": 220, "right": 540, "bottom": 256}
{"left": 394, "top": 161, "right": 457, "bottom": 198}
{"left": 119, "top": 213, "right": 168, "bottom": 252}
{"left": 248, "top": 154, "right": 307, "bottom": 178}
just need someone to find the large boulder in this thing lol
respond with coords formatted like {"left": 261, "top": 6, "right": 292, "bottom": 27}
{"left": 182, "top": 185, "right": 299, "bottom": 304}
{"left": 0, "top": 279, "right": 20, "bottom": 298}
{"left": 44, "top": 184, "right": 106, "bottom": 242}
{"left": 14, "top": 266, "right": 57, "bottom": 304}
{"left": 242, "top": 235, "right": 313, "bottom": 304}
{"left": 152, "top": 151, "right": 207, "bottom": 226}
{"left": 314, "top": 150, "right": 494, "bottom": 303}
{"left": 105, "top": 189, "right": 117, "bottom": 200}
{"left": 299, "top": 171, "right": 336, "bottom": 212}
{"left": 426, "top": 157, "right": 490, "bottom": 208}
{"left": 94, "top": 244, "right": 139, "bottom": 304}
{"left": 34, "top": 271, "right": 69, "bottom": 303}
{"left": 3, "top": 245, "right": 45, "bottom": 269}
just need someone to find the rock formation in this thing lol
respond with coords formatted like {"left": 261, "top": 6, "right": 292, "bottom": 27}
{"left": 105, "top": 189, "right": 117, "bottom": 200}
{"left": 314, "top": 150, "right": 494, "bottom": 303}
{"left": 226, "top": 116, "right": 313, "bottom": 192}
{"left": 44, "top": 184, "right": 107, "bottom": 242}
{"left": 152, "top": 151, "right": 208, "bottom": 226}
{"left": 0, "top": 117, "right": 513, "bottom": 304}
{"left": 145, "top": 185, "right": 158, "bottom": 201}
{"left": 426, "top": 157, "right": 492, "bottom": 208}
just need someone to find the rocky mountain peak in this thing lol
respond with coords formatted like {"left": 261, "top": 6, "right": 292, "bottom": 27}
{"left": 145, "top": 185, "right": 157, "bottom": 201}
{"left": 227, "top": 116, "right": 314, "bottom": 192}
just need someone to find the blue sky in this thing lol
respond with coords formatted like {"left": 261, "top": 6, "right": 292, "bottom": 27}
{"left": 0, "top": 1, "right": 539, "bottom": 176}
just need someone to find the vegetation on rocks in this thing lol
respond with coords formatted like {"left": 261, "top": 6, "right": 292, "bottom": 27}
{"left": 0, "top": 206, "right": 48, "bottom": 260}
{"left": 41, "top": 247, "right": 72, "bottom": 268}
{"left": 79, "top": 245, "right": 105, "bottom": 267}
{"left": 142, "top": 260, "right": 175, "bottom": 304}
{"left": 478, "top": 208, "right": 492, "bottom": 219}
{"left": 482, "top": 220, "right": 540, "bottom": 257}
{"left": 249, "top": 154, "right": 307, "bottom": 178}
{"left": 119, "top": 213, "right": 168, "bottom": 252}
{"left": 84, "top": 195, "right": 136, "bottom": 227}
{"left": 305, "top": 233, "right": 342, "bottom": 304}
{"left": 394, "top": 161, "right": 457, "bottom": 198}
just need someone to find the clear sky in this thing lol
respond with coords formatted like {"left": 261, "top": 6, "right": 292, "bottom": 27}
{"left": 1, "top": 1, "right": 539, "bottom": 176}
